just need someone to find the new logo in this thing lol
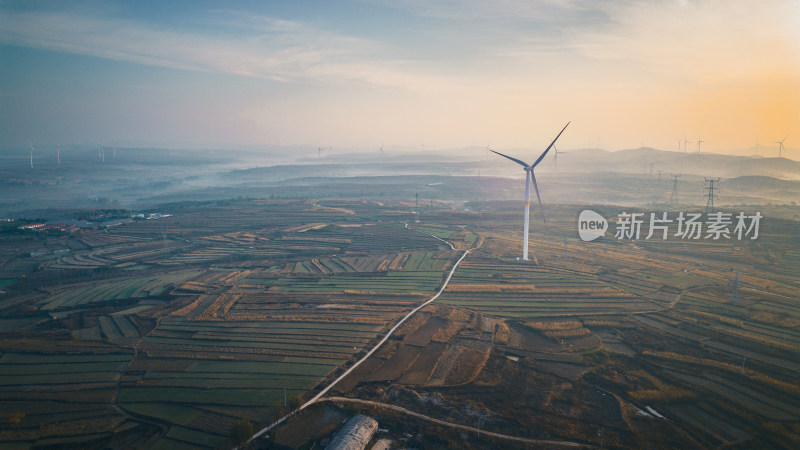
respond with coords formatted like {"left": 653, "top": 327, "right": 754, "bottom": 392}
{"left": 578, "top": 210, "right": 607, "bottom": 241}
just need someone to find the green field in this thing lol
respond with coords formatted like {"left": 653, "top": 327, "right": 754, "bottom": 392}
{"left": 122, "top": 402, "right": 202, "bottom": 425}
{"left": 166, "top": 425, "right": 227, "bottom": 447}
{"left": 119, "top": 386, "right": 296, "bottom": 405}
{"left": 39, "top": 270, "right": 201, "bottom": 310}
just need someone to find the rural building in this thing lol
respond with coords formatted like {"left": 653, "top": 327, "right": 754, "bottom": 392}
{"left": 19, "top": 223, "right": 45, "bottom": 230}
{"left": 326, "top": 415, "right": 378, "bottom": 450}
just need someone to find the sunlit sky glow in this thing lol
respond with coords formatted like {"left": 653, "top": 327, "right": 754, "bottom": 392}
{"left": 1, "top": 0, "right": 798, "bottom": 155}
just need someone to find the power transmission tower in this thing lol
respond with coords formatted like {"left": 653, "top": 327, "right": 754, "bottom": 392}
{"left": 160, "top": 225, "right": 168, "bottom": 251}
{"left": 669, "top": 175, "right": 680, "bottom": 207}
{"left": 704, "top": 178, "right": 720, "bottom": 214}
{"left": 414, "top": 192, "right": 420, "bottom": 223}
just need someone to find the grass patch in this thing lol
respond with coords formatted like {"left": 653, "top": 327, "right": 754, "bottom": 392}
{"left": 119, "top": 387, "right": 296, "bottom": 406}
{"left": 167, "top": 426, "right": 227, "bottom": 447}
{"left": 123, "top": 402, "right": 202, "bottom": 425}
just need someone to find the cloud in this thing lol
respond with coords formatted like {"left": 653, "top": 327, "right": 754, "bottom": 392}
{"left": 0, "top": 8, "right": 457, "bottom": 91}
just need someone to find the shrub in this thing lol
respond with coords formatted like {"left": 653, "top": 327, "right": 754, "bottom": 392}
{"left": 229, "top": 418, "right": 253, "bottom": 445}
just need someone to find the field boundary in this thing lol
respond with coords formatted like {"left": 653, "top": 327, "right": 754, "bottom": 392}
{"left": 250, "top": 235, "right": 469, "bottom": 442}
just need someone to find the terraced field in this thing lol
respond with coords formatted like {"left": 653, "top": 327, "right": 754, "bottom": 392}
{"left": 0, "top": 351, "right": 134, "bottom": 447}
{"left": 437, "top": 253, "right": 655, "bottom": 317}
{"left": 39, "top": 271, "right": 201, "bottom": 311}
{"left": 3, "top": 198, "right": 798, "bottom": 449}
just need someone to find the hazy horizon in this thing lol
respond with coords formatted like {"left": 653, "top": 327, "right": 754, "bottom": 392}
{"left": 1, "top": 1, "right": 798, "bottom": 156}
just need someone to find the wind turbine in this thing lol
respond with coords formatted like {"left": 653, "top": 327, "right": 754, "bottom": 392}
{"left": 57, "top": 143, "right": 61, "bottom": 165}
{"left": 684, "top": 138, "right": 692, "bottom": 152}
{"left": 775, "top": 136, "right": 787, "bottom": 157}
{"left": 378, "top": 143, "right": 385, "bottom": 164}
{"left": 697, "top": 137, "right": 705, "bottom": 153}
{"left": 552, "top": 145, "right": 568, "bottom": 174}
{"left": 29, "top": 144, "right": 34, "bottom": 169}
{"left": 490, "top": 122, "right": 570, "bottom": 261}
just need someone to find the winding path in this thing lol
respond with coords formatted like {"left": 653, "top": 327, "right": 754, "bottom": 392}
{"left": 250, "top": 234, "right": 470, "bottom": 442}
{"left": 319, "top": 397, "right": 594, "bottom": 448}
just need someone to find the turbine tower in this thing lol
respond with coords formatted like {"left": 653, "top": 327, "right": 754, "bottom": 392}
{"left": 57, "top": 143, "right": 61, "bottom": 165}
{"left": 697, "top": 138, "right": 705, "bottom": 153}
{"left": 490, "top": 122, "right": 570, "bottom": 260}
{"left": 704, "top": 177, "right": 720, "bottom": 214}
{"left": 29, "top": 144, "right": 34, "bottom": 169}
{"left": 775, "top": 136, "right": 787, "bottom": 158}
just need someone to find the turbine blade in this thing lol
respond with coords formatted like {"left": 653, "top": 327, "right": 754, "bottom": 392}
{"left": 531, "top": 172, "right": 546, "bottom": 224}
{"left": 490, "top": 149, "right": 530, "bottom": 168}
{"left": 532, "top": 121, "right": 570, "bottom": 168}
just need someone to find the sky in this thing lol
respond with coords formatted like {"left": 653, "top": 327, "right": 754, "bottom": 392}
{"left": 1, "top": 0, "right": 799, "bottom": 156}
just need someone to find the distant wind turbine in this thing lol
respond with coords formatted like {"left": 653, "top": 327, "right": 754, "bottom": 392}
{"left": 29, "top": 144, "right": 34, "bottom": 169}
{"left": 57, "top": 143, "right": 61, "bottom": 165}
{"left": 491, "top": 122, "right": 570, "bottom": 261}
{"left": 378, "top": 143, "right": 385, "bottom": 164}
{"left": 775, "top": 136, "right": 787, "bottom": 158}
{"left": 684, "top": 138, "right": 692, "bottom": 152}
{"left": 552, "top": 145, "right": 568, "bottom": 174}
{"left": 697, "top": 137, "right": 705, "bottom": 153}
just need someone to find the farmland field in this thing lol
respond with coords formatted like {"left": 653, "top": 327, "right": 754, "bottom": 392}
{"left": 1, "top": 197, "right": 799, "bottom": 449}
{"left": 0, "top": 199, "right": 471, "bottom": 448}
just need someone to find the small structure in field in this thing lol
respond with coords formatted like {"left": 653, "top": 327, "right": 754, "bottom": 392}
{"left": 326, "top": 414, "right": 378, "bottom": 450}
